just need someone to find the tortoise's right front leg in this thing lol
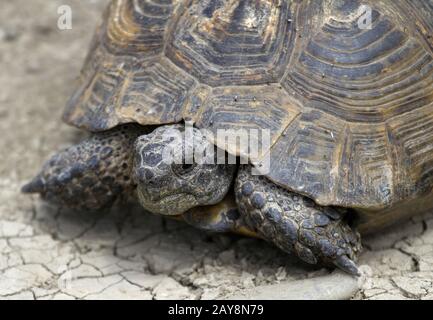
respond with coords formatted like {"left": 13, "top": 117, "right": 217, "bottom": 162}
{"left": 235, "top": 166, "right": 362, "bottom": 275}
{"left": 22, "top": 124, "right": 147, "bottom": 210}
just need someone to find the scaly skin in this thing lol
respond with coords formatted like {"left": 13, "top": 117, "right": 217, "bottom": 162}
{"left": 23, "top": 123, "right": 361, "bottom": 275}
{"left": 235, "top": 165, "right": 362, "bottom": 275}
{"left": 22, "top": 124, "right": 148, "bottom": 210}
{"left": 23, "top": 124, "right": 236, "bottom": 215}
{"left": 133, "top": 124, "right": 236, "bottom": 216}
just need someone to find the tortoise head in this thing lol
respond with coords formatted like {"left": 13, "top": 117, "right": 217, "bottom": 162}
{"left": 133, "top": 124, "right": 236, "bottom": 216}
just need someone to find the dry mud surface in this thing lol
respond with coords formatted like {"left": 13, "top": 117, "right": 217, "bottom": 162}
{"left": 0, "top": 0, "right": 432, "bottom": 300}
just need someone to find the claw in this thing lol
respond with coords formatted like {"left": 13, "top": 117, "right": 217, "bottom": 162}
{"left": 21, "top": 175, "right": 45, "bottom": 194}
{"left": 334, "top": 255, "right": 360, "bottom": 276}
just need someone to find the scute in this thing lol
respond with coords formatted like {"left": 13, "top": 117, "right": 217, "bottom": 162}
{"left": 63, "top": 0, "right": 191, "bottom": 131}
{"left": 166, "top": 0, "right": 296, "bottom": 86}
{"left": 194, "top": 85, "right": 301, "bottom": 161}
{"left": 260, "top": 0, "right": 433, "bottom": 227}
{"left": 63, "top": 0, "right": 433, "bottom": 226}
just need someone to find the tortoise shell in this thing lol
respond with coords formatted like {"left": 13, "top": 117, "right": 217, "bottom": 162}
{"left": 63, "top": 0, "right": 433, "bottom": 232}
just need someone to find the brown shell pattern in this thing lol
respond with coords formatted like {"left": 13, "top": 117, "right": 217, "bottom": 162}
{"left": 63, "top": 0, "right": 433, "bottom": 216}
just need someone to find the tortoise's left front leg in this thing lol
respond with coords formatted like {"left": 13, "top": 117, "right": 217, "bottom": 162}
{"left": 235, "top": 166, "right": 362, "bottom": 275}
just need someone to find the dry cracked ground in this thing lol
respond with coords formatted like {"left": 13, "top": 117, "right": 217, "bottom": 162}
{"left": 0, "top": 0, "right": 432, "bottom": 300}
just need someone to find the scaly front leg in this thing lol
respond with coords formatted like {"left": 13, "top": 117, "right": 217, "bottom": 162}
{"left": 22, "top": 124, "right": 147, "bottom": 210}
{"left": 235, "top": 165, "right": 362, "bottom": 275}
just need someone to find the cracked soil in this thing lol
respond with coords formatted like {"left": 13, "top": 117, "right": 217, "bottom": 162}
{"left": 0, "top": 0, "right": 432, "bottom": 300}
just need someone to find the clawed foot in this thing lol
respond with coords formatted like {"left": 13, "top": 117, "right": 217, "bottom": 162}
{"left": 235, "top": 166, "right": 362, "bottom": 275}
{"left": 22, "top": 125, "right": 146, "bottom": 210}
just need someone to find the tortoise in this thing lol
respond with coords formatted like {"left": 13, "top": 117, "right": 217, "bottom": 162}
{"left": 22, "top": 0, "right": 433, "bottom": 276}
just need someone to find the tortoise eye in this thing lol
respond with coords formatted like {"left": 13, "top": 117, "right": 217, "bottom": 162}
{"left": 172, "top": 163, "right": 196, "bottom": 177}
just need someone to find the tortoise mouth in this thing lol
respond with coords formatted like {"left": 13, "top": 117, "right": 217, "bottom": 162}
{"left": 147, "top": 187, "right": 198, "bottom": 203}
{"left": 156, "top": 192, "right": 196, "bottom": 205}
{"left": 136, "top": 187, "right": 198, "bottom": 216}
